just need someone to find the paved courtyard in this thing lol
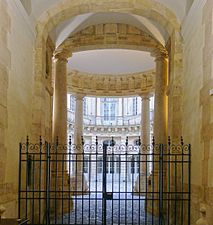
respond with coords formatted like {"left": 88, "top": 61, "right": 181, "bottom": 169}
{"left": 56, "top": 181, "right": 159, "bottom": 224}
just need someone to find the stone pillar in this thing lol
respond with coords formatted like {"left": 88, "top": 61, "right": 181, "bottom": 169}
{"left": 141, "top": 95, "right": 151, "bottom": 145}
{"left": 71, "top": 93, "right": 88, "bottom": 192}
{"left": 53, "top": 50, "right": 70, "bottom": 144}
{"left": 147, "top": 48, "right": 168, "bottom": 214}
{"left": 152, "top": 48, "right": 168, "bottom": 144}
{"left": 134, "top": 94, "right": 151, "bottom": 194}
{"left": 52, "top": 50, "right": 73, "bottom": 215}
{"left": 74, "top": 93, "right": 84, "bottom": 146}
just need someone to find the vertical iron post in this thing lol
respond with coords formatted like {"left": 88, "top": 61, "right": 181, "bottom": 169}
{"left": 102, "top": 142, "right": 107, "bottom": 225}
{"left": 45, "top": 142, "right": 50, "bottom": 225}
{"left": 159, "top": 143, "right": 164, "bottom": 225}
{"left": 18, "top": 142, "right": 22, "bottom": 219}
{"left": 188, "top": 144, "right": 191, "bottom": 225}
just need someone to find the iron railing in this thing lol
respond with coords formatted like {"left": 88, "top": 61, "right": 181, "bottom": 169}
{"left": 18, "top": 136, "right": 191, "bottom": 225}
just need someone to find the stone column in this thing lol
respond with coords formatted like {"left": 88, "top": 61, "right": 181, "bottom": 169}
{"left": 74, "top": 93, "right": 84, "bottom": 146}
{"left": 147, "top": 48, "right": 168, "bottom": 214}
{"left": 134, "top": 94, "right": 151, "bottom": 194}
{"left": 152, "top": 48, "right": 168, "bottom": 144}
{"left": 53, "top": 50, "right": 70, "bottom": 144}
{"left": 52, "top": 50, "right": 73, "bottom": 215}
{"left": 71, "top": 93, "right": 88, "bottom": 192}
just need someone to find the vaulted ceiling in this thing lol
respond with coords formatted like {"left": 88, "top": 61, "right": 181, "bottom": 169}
{"left": 20, "top": 0, "right": 195, "bottom": 74}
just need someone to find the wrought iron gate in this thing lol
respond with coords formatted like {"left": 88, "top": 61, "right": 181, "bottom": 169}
{"left": 18, "top": 136, "right": 191, "bottom": 225}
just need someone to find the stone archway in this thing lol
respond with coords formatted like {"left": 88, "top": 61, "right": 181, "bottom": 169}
{"left": 32, "top": 0, "right": 183, "bottom": 142}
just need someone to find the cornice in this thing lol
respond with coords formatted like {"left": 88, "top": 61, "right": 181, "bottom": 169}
{"left": 67, "top": 69, "right": 155, "bottom": 97}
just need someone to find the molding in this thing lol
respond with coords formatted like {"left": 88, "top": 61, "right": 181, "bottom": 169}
{"left": 67, "top": 69, "right": 155, "bottom": 97}
{"left": 57, "top": 23, "right": 163, "bottom": 53}
{"left": 181, "top": 0, "right": 207, "bottom": 41}
{"left": 7, "top": 0, "right": 36, "bottom": 39}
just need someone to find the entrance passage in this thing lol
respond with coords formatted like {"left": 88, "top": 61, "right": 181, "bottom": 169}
{"left": 18, "top": 137, "right": 191, "bottom": 225}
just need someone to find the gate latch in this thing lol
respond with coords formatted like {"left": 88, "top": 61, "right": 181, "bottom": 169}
{"left": 104, "top": 192, "right": 113, "bottom": 200}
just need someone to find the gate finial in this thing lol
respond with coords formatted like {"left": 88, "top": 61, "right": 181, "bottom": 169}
{"left": 39, "top": 136, "right": 42, "bottom": 145}
{"left": 168, "top": 136, "right": 171, "bottom": 146}
{"left": 81, "top": 136, "right": 84, "bottom": 145}
{"left": 152, "top": 136, "right": 155, "bottom": 146}
{"left": 69, "top": 135, "right": 72, "bottom": 146}
{"left": 125, "top": 136, "right": 128, "bottom": 146}
{"left": 138, "top": 136, "right": 141, "bottom": 146}
{"left": 181, "top": 136, "right": 184, "bottom": 145}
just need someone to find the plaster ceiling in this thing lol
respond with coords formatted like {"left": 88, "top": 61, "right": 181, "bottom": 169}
{"left": 67, "top": 49, "right": 155, "bottom": 74}
{"left": 28, "top": 0, "right": 195, "bottom": 48}
{"left": 50, "top": 12, "right": 167, "bottom": 47}
{"left": 30, "top": 0, "right": 191, "bottom": 22}
{"left": 24, "top": 0, "right": 194, "bottom": 74}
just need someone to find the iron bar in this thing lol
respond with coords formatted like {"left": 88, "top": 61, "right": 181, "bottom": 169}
{"left": 18, "top": 136, "right": 191, "bottom": 225}
{"left": 18, "top": 143, "right": 22, "bottom": 220}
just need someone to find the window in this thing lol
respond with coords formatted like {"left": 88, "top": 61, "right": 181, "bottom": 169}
{"left": 116, "top": 156, "right": 121, "bottom": 174}
{"left": 106, "top": 156, "right": 114, "bottom": 173}
{"left": 133, "top": 97, "right": 138, "bottom": 115}
{"left": 70, "top": 95, "right": 75, "bottom": 111}
{"left": 101, "top": 98, "right": 118, "bottom": 123}
{"left": 97, "top": 156, "right": 103, "bottom": 173}
{"left": 83, "top": 155, "right": 89, "bottom": 173}
{"left": 131, "top": 156, "right": 135, "bottom": 173}
{"left": 83, "top": 98, "right": 87, "bottom": 115}
{"left": 131, "top": 155, "right": 139, "bottom": 174}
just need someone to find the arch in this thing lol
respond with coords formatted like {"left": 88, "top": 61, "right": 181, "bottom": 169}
{"left": 32, "top": 0, "right": 183, "bottom": 140}
{"left": 34, "top": 0, "right": 180, "bottom": 80}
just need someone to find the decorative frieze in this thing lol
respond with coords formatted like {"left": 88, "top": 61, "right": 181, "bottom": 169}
{"left": 67, "top": 70, "right": 155, "bottom": 96}
{"left": 58, "top": 23, "right": 163, "bottom": 53}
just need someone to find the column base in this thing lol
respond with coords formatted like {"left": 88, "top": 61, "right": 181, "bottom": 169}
{"left": 133, "top": 174, "right": 147, "bottom": 195}
{"left": 146, "top": 172, "right": 159, "bottom": 216}
{"left": 70, "top": 173, "right": 89, "bottom": 194}
{"left": 50, "top": 172, "right": 74, "bottom": 217}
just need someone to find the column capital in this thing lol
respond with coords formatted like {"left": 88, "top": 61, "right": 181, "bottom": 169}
{"left": 54, "top": 49, "right": 72, "bottom": 62}
{"left": 140, "top": 93, "right": 153, "bottom": 100}
{"left": 151, "top": 48, "right": 168, "bottom": 61}
{"left": 74, "top": 93, "right": 85, "bottom": 100}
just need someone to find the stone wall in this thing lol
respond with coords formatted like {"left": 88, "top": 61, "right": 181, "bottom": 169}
{"left": 0, "top": 0, "right": 13, "bottom": 217}
{"left": 182, "top": 0, "right": 213, "bottom": 223}
{"left": 0, "top": 0, "right": 35, "bottom": 218}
